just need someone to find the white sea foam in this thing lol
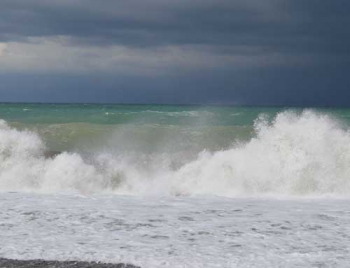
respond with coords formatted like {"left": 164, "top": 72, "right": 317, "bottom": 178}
{"left": 1, "top": 111, "right": 350, "bottom": 196}
{"left": 1, "top": 193, "right": 349, "bottom": 268}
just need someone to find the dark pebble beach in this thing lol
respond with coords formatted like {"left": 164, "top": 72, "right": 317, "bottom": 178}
{"left": 0, "top": 258, "right": 139, "bottom": 268}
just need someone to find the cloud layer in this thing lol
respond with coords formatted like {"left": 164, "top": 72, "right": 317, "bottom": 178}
{"left": 0, "top": 0, "right": 349, "bottom": 74}
{"left": 0, "top": 0, "right": 349, "bottom": 104}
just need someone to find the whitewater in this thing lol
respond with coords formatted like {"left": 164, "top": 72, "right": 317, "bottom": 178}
{"left": 1, "top": 105, "right": 350, "bottom": 267}
{"left": 1, "top": 110, "right": 350, "bottom": 196}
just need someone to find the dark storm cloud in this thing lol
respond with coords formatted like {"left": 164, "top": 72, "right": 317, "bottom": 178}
{"left": 0, "top": 0, "right": 349, "bottom": 105}
{"left": 2, "top": 63, "right": 350, "bottom": 106}
{"left": 0, "top": 0, "right": 349, "bottom": 58}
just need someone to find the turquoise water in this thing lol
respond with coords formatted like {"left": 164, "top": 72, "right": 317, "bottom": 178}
{"left": 0, "top": 104, "right": 278, "bottom": 153}
{"left": 2, "top": 103, "right": 350, "bottom": 125}
{"left": 0, "top": 103, "right": 283, "bottom": 125}
{"left": 0, "top": 103, "right": 349, "bottom": 153}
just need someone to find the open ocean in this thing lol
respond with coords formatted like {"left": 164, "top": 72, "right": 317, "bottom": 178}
{"left": 1, "top": 103, "right": 350, "bottom": 267}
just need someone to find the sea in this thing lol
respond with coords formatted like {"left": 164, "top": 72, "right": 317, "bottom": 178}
{"left": 0, "top": 103, "right": 350, "bottom": 267}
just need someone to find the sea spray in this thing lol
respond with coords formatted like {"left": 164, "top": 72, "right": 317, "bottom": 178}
{"left": 1, "top": 111, "right": 350, "bottom": 196}
{"left": 172, "top": 111, "right": 350, "bottom": 196}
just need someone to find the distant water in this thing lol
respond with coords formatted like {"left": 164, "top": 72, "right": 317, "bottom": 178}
{"left": 1, "top": 103, "right": 350, "bottom": 268}
{"left": 1, "top": 103, "right": 350, "bottom": 196}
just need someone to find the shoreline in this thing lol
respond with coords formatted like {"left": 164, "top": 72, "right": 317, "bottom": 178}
{"left": 0, "top": 258, "right": 139, "bottom": 268}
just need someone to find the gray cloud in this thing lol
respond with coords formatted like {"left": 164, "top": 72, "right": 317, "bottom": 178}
{"left": 0, "top": 0, "right": 349, "bottom": 75}
{"left": 1, "top": 0, "right": 349, "bottom": 54}
{"left": 0, "top": 0, "right": 349, "bottom": 105}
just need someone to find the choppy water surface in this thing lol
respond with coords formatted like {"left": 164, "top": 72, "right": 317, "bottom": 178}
{"left": 1, "top": 104, "right": 350, "bottom": 267}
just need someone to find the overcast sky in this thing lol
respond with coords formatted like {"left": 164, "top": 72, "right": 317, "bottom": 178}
{"left": 0, "top": 0, "right": 349, "bottom": 105}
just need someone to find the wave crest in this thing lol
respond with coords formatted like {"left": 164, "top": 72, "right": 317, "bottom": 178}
{"left": 1, "top": 111, "right": 350, "bottom": 197}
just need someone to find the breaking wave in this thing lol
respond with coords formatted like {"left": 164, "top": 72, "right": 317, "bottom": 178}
{"left": 1, "top": 110, "right": 350, "bottom": 197}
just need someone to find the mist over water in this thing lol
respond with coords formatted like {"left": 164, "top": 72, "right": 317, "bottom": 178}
{"left": 1, "top": 105, "right": 350, "bottom": 197}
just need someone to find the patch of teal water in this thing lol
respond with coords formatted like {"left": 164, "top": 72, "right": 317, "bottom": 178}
{"left": 0, "top": 103, "right": 284, "bottom": 125}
